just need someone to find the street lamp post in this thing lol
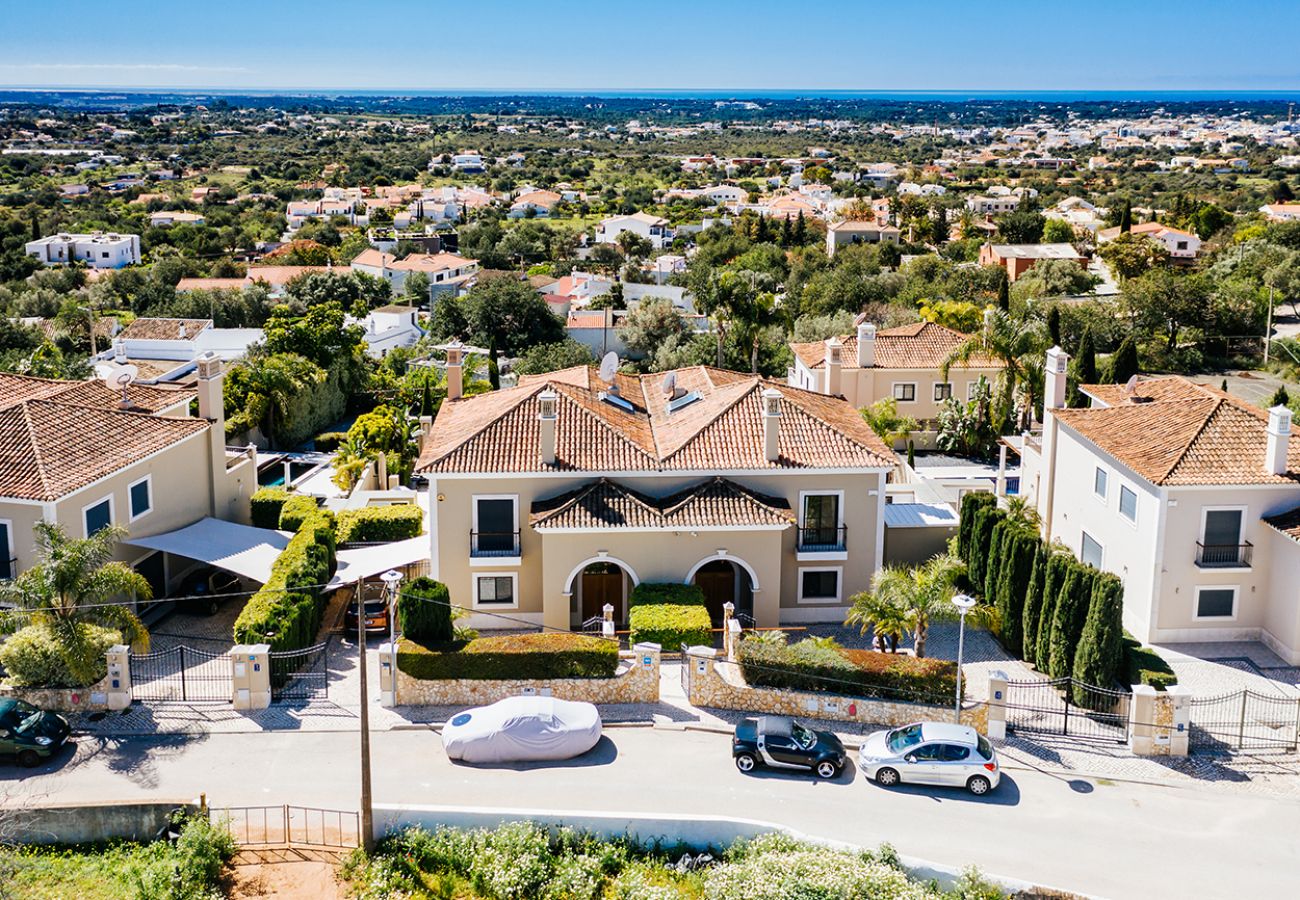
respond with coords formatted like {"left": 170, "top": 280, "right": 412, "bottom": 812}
{"left": 380, "top": 569, "right": 403, "bottom": 648}
{"left": 951, "top": 593, "right": 977, "bottom": 723}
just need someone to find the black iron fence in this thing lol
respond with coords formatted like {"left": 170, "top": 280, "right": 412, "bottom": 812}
{"left": 470, "top": 530, "right": 521, "bottom": 557}
{"left": 1002, "top": 677, "right": 1131, "bottom": 743}
{"left": 1194, "top": 541, "right": 1253, "bottom": 568}
{"left": 130, "top": 645, "right": 231, "bottom": 702}
{"left": 796, "top": 525, "right": 847, "bottom": 552}
{"left": 269, "top": 640, "right": 330, "bottom": 702}
{"left": 1189, "top": 689, "right": 1300, "bottom": 753}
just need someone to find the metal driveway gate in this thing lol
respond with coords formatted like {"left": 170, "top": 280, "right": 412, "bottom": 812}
{"left": 269, "top": 640, "right": 330, "bottom": 702}
{"left": 1188, "top": 689, "right": 1300, "bottom": 753}
{"left": 130, "top": 645, "right": 231, "bottom": 702}
{"left": 214, "top": 805, "right": 359, "bottom": 848}
{"left": 1004, "top": 677, "right": 1130, "bottom": 743}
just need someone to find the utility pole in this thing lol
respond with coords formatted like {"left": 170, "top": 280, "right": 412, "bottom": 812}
{"left": 357, "top": 577, "right": 374, "bottom": 852}
{"left": 1265, "top": 282, "right": 1276, "bottom": 364}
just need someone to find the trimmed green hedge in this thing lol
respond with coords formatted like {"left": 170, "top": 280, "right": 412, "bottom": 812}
{"left": 233, "top": 509, "right": 337, "bottom": 652}
{"left": 397, "top": 632, "right": 619, "bottom": 680}
{"left": 278, "top": 494, "right": 319, "bottom": 532}
{"left": 738, "top": 637, "right": 958, "bottom": 704}
{"left": 398, "top": 576, "right": 452, "bottom": 644}
{"left": 629, "top": 603, "right": 712, "bottom": 649}
{"left": 1123, "top": 633, "right": 1178, "bottom": 690}
{"left": 336, "top": 504, "right": 424, "bottom": 543}
{"left": 628, "top": 582, "right": 706, "bottom": 608}
{"left": 250, "top": 487, "right": 290, "bottom": 529}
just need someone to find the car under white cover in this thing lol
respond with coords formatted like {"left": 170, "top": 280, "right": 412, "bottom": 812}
{"left": 440, "top": 696, "right": 603, "bottom": 763}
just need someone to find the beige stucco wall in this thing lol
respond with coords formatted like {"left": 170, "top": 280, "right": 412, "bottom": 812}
{"left": 883, "top": 524, "right": 957, "bottom": 567}
{"left": 429, "top": 469, "right": 886, "bottom": 631}
{"left": 685, "top": 649, "right": 987, "bottom": 732}
{"left": 1263, "top": 529, "right": 1300, "bottom": 664}
{"left": 395, "top": 646, "right": 660, "bottom": 706}
{"left": 791, "top": 358, "right": 1003, "bottom": 423}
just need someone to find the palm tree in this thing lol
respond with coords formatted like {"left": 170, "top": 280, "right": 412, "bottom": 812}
{"left": 847, "top": 553, "right": 986, "bottom": 658}
{"left": 0, "top": 523, "right": 151, "bottom": 686}
{"left": 845, "top": 591, "right": 911, "bottom": 652}
{"left": 942, "top": 309, "right": 1049, "bottom": 432}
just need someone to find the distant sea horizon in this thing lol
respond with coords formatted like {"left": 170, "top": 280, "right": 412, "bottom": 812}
{"left": 2, "top": 86, "right": 1300, "bottom": 102}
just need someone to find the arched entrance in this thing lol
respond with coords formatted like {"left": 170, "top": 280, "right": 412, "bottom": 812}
{"left": 564, "top": 556, "right": 639, "bottom": 630}
{"left": 691, "top": 559, "right": 754, "bottom": 624}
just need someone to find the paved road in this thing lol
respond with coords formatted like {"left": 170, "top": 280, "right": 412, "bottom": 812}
{"left": 3, "top": 727, "right": 1296, "bottom": 899}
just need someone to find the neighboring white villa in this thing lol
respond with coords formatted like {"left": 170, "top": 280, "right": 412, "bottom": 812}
{"left": 1018, "top": 350, "right": 1300, "bottom": 663}
{"left": 1260, "top": 203, "right": 1300, "bottom": 223}
{"left": 595, "top": 212, "right": 673, "bottom": 249}
{"left": 1097, "top": 221, "right": 1202, "bottom": 260}
{"left": 96, "top": 317, "right": 263, "bottom": 383}
{"left": 509, "top": 189, "right": 563, "bottom": 218}
{"left": 149, "top": 210, "right": 206, "bottom": 227}
{"left": 26, "top": 232, "right": 141, "bottom": 269}
{"left": 965, "top": 194, "right": 1021, "bottom": 215}
{"left": 348, "top": 304, "right": 425, "bottom": 358}
{"left": 350, "top": 249, "right": 479, "bottom": 298}
{"left": 826, "top": 220, "right": 902, "bottom": 257}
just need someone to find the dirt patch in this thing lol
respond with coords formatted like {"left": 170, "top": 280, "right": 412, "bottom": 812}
{"left": 226, "top": 849, "right": 348, "bottom": 900}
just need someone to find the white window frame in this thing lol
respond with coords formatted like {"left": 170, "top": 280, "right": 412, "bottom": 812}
{"left": 966, "top": 381, "right": 980, "bottom": 401}
{"left": 892, "top": 382, "right": 917, "bottom": 403}
{"left": 472, "top": 494, "right": 519, "bottom": 533}
{"left": 933, "top": 382, "right": 953, "bottom": 402}
{"left": 1093, "top": 466, "right": 1108, "bottom": 501}
{"left": 797, "top": 566, "right": 843, "bottom": 604}
{"left": 798, "top": 489, "right": 846, "bottom": 530}
{"left": 1080, "top": 530, "right": 1104, "bottom": 569}
{"left": 81, "top": 494, "right": 115, "bottom": 538}
{"left": 1199, "top": 505, "right": 1246, "bottom": 547}
{"left": 1193, "top": 585, "right": 1239, "bottom": 622}
{"left": 1118, "top": 484, "right": 1138, "bottom": 524}
{"left": 472, "top": 572, "right": 520, "bottom": 610}
{"left": 0, "top": 518, "right": 14, "bottom": 578}
{"left": 127, "top": 474, "right": 153, "bottom": 522}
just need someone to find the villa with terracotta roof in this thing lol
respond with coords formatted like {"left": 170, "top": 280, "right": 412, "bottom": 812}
{"left": 1018, "top": 349, "right": 1300, "bottom": 662}
{"left": 416, "top": 345, "right": 895, "bottom": 631}
{"left": 349, "top": 248, "right": 479, "bottom": 298}
{"left": 0, "top": 357, "right": 256, "bottom": 588}
{"left": 788, "top": 320, "right": 1004, "bottom": 422}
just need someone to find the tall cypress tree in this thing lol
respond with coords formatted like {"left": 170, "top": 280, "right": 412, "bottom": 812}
{"left": 1035, "top": 554, "right": 1071, "bottom": 671}
{"left": 997, "top": 273, "right": 1010, "bottom": 311}
{"left": 793, "top": 211, "right": 807, "bottom": 245}
{"left": 1047, "top": 305, "right": 1061, "bottom": 347}
{"left": 1109, "top": 335, "right": 1140, "bottom": 385}
{"left": 1073, "top": 574, "right": 1125, "bottom": 702}
{"left": 1070, "top": 327, "right": 1097, "bottom": 407}
{"left": 1021, "top": 547, "right": 1048, "bottom": 664}
{"left": 958, "top": 492, "right": 997, "bottom": 560}
{"left": 1119, "top": 199, "right": 1133, "bottom": 233}
{"left": 1049, "top": 564, "right": 1096, "bottom": 679}
{"left": 996, "top": 531, "right": 1035, "bottom": 657}
{"left": 968, "top": 506, "right": 1000, "bottom": 590}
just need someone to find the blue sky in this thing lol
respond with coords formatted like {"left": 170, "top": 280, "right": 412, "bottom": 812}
{"left": 0, "top": 0, "right": 1297, "bottom": 93}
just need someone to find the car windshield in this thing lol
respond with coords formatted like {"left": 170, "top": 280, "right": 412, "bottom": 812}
{"left": 886, "top": 724, "right": 924, "bottom": 753}
{"left": 11, "top": 701, "right": 41, "bottom": 733}
{"left": 976, "top": 735, "right": 994, "bottom": 760}
{"left": 790, "top": 722, "right": 816, "bottom": 750}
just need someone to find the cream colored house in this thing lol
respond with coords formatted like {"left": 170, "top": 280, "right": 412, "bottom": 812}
{"left": 1019, "top": 350, "right": 1300, "bottom": 663}
{"left": 416, "top": 348, "right": 895, "bottom": 632}
{"left": 0, "top": 356, "right": 256, "bottom": 593}
{"left": 787, "top": 321, "right": 1004, "bottom": 423}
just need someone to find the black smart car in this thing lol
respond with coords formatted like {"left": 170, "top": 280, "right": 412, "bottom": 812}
{"left": 732, "top": 715, "right": 845, "bottom": 779}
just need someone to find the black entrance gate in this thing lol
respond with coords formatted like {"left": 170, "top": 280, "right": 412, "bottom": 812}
{"left": 1004, "top": 677, "right": 1130, "bottom": 743}
{"left": 269, "top": 641, "right": 330, "bottom": 702}
{"left": 130, "top": 645, "right": 231, "bottom": 702}
{"left": 1188, "top": 689, "right": 1300, "bottom": 753}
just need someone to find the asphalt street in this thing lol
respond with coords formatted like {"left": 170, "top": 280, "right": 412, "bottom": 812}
{"left": 3, "top": 726, "right": 1296, "bottom": 900}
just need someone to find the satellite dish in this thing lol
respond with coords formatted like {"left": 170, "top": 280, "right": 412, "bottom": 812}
{"left": 661, "top": 371, "right": 677, "bottom": 396}
{"left": 105, "top": 364, "right": 138, "bottom": 389}
{"left": 598, "top": 351, "right": 618, "bottom": 384}
{"left": 1124, "top": 374, "right": 1138, "bottom": 395}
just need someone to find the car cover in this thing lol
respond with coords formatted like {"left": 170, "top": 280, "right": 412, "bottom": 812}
{"left": 440, "top": 696, "right": 603, "bottom": 763}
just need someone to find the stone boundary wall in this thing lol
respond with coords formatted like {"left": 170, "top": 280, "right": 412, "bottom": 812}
{"left": 684, "top": 647, "right": 987, "bottom": 732}
{"left": 0, "top": 675, "right": 116, "bottom": 713}
{"left": 392, "top": 643, "right": 661, "bottom": 707}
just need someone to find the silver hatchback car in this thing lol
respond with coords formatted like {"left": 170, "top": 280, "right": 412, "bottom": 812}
{"left": 858, "top": 722, "right": 1001, "bottom": 795}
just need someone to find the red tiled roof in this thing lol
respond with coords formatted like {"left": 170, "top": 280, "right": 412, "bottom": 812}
{"left": 790, "top": 322, "right": 1002, "bottom": 370}
{"left": 0, "top": 373, "right": 192, "bottom": 414}
{"left": 530, "top": 476, "right": 793, "bottom": 529}
{"left": 418, "top": 365, "right": 893, "bottom": 474}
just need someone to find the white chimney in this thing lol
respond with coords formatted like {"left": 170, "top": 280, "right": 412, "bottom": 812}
{"left": 538, "top": 390, "right": 558, "bottom": 465}
{"left": 1267, "top": 405, "right": 1292, "bottom": 475}
{"left": 823, "top": 336, "right": 843, "bottom": 396}
{"left": 762, "top": 388, "right": 782, "bottom": 462}
{"left": 196, "top": 351, "right": 224, "bottom": 423}
{"left": 445, "top": 340, "right": 464, "bottom": 401}
{"left": 856, "top": 322, "right": 876, "bottom": 368}
{"left": 1044, "top": 346, "right": 1070, "bottom": 411}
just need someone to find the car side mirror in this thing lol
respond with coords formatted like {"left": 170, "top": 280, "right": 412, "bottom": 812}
{"left": 903, "top": 753, "right": 916, "bottom": 763}
{"left": 0, "top": 730, "right": 8, "bottom": 738}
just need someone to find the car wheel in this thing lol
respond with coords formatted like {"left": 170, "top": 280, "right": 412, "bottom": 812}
{"left": 967, "top": 775, "right": 992, "bottom": 796}
{"left": 734, "top": 753, "right": 757, "bottom": 773}
{"left": 815, "top": 760, "right": 839, "bottom": 780}
{"left": 17, "top": 750, "right": 41, "bottom": 768}
{"left": 875, "top": 767, "right": 900, "bottom": 787}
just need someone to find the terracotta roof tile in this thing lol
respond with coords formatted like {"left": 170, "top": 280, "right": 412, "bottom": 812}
{"left": 790, "top": 321, "right": 1003, "bottom": 370}
{"left": 0, "top": 373, "right": 193, "bottom": 414}
{"left": 530, "top": 476, "right": 793, "bottom": 529}
{"left": 1052, "top": 378, "right": 1300, "bottom": 486}
{"left": 0, "top": 400, "right": 208, "bottom": 501}
{"left": 418, "top": 365, "right": 892, "bottom": 475}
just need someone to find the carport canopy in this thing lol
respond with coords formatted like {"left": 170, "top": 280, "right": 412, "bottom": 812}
{"left": 122, "top": 517, "right": 291, "bottom": 584}
{"left": 330, "top": 536, "right": 429, "bottom": 588}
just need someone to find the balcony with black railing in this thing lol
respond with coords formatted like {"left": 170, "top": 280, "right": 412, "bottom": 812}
{"left": 796, "top": 525, "right": 847, "bottom": 553}
{"left": 1195, "top": 541, "right": 1252, "bottom": 569}
{"left": 470, "top": 530, "right": 521, "bottom": 558}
